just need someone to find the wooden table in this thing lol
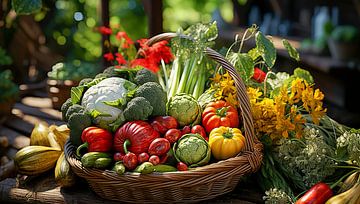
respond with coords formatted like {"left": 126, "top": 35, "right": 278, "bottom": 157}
{"left": 0, "top": 94, "right": 264, "bottom": 204}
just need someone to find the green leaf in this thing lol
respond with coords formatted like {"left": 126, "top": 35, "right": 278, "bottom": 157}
{"left": 12, "top": 0, "right": 42, "bottom": 15}
{"left": 282, "top": 39, "right": 300, "bottom": 61}
{"left": 103, "top": 98, "right": 127, "bottom": 109}
{"left": 89, "top": 109, "right": 111, "bottom": 119}
{"left": 293, "top": 68, "right": 314, "bottom": 84}
{"left": 247, "top": 48, "right": 262, "bottom": 61}
{"left": 255, "top": 32, "right": 276, "bottom": 68}
{"left": 71, "top": 86, "right": 85, "bottom": 104}
{"left": 85, "top": 77, "right": 105, "bottom": 88}
{"left": 227, "top": 52, "right": 254, "bottom": 82}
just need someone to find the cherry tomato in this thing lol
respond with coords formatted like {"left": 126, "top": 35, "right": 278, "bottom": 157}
{"left": 123, "top": 152, "right": 138, "bottom": 170}
{"left": 149, "top": 155, "right": 160, "bottom": 165}
{"left": 191, "top": 125, "right": 208, "bottom": 141}
{"left": 164, "top": 129, "right": 182, "bottom": 144}
{"left": 181, "top": 126, "right": 191, "bottom": 135}
{"left": 177, "top": 162, "right": 188, "bottom": 171}
{"left": 137, "top": 152, "right": 150, "bottom": 164}
{"left": 113, "top": 152, "right": 125, "bottom": 161}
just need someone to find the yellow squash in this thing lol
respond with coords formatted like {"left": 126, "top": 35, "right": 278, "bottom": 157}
{"left": 14, "top": 146, "right": 62, "bottom": 175}
{"left": 30, "top": 122, "right": 50, "bottom": 146}
{"left": 55, "top": 152, "right": 76, "bottom": 187}
{"left": 208, "top": 126, "right": 245, "bottom": 160}
{"left": 48, "top": 125, "right": 70, "bottom": 150}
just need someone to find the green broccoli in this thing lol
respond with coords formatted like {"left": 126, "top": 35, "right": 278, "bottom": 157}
{"left": 123, "top": 97, "right": 153, "bottom": 121}
{"left": 61, "top": 98, "right": 73, "bottom": 122}
{"left": 134, "top": 68, "right": 159, "bottom": 85}
{"left": 68, "top": 112, "right": 92, "bottom": 146}
{"left": 95, "top": 73, "right": 110, "bottom": 79}
{"left": 102, "top": 66, "right": 118, "bottom": 77}
{"left": 134, "top": 82, "right": 167, "bottom": 116}
{"left": 79, "top": 78, "right": 93, "bottom": 86}
{"left": 65, "top": 104, "right": 85, "bottom": 121}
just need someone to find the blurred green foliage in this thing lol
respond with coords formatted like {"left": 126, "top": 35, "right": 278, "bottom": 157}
{"left": 47, "top": 60, "right": 99, "bottom": 81}
{"left": 0, "top": 70, "right": 19, "bottom": 102}
{"left": 163, "top": 0, "right": 234, "bottom": 31}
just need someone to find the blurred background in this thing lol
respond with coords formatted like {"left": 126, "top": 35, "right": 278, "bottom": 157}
{"left": 0, "top": 0, "right": 359, "bottom": 127}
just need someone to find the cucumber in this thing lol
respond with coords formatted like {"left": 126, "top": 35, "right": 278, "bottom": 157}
{"left": 81, "top": 152, "right": 111, "bottom": 168}
{"left": 112, "top": 162, "right": 126, "bottom": 175}
{"left": 142, "top": 164, "right": 178, "bottom": 174}
{"left": 94, "top": 158, "right": 113, "bottom": 169}
{"left": 153, "top": 164, "right": 177, "bottom": 172}
{"left": 134, "top": 162, "right": 153, "bottom": 173}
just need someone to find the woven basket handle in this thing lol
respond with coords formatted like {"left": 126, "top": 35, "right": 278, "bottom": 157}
{"left": 146, "top": 33, "right": 257, "bottom": 152}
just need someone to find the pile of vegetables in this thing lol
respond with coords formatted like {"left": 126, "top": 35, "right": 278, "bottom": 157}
{"left": 55, "top": 22, "right": 250, "bottom": 175}
{"left": 14, "top": 122, "right": 76, "bottom": 188}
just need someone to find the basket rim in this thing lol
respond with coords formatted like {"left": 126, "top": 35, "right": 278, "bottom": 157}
{"left": 65, "top": 139, "right": 263, "bottom": 180}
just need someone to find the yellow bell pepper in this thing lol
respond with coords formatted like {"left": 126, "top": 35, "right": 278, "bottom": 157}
{"left": 208, "top": 126, "right": 245, "bottom": 160}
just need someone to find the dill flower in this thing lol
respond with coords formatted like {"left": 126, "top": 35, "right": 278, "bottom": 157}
{"left": 275, "top": 127, "right": 336, "bottom": 190}
{"left": 336, "top": 131, "right": 360, "bottom": 165}
{"left": 263, "top": 188, "right": 293, "bottom": 204}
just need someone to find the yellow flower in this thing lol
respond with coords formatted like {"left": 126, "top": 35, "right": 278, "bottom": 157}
{"left": 210, "top": 73, "right": 222, "bottom": 83}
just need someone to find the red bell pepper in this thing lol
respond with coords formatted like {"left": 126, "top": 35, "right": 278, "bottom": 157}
{"left": 252, "top": 67, "right": 266, "bottom": 83}
{"left": 295, "top": 182, "right": 333, "bottom": 204}
{"left": 76, "top": 126, "right": 113, "bottom": 157}
{"left": 113, "top": 120, "right": 160, "bottom": 155}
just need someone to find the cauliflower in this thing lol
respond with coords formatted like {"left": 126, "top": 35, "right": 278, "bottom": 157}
{"left": 81, "top": 77, "right": 136, "bottom": 131}
{"left": 134, "top": 82, "right": 167, "bottom": 116}
{"left": 123, "top": 97, "right": 153, "bottom": 121}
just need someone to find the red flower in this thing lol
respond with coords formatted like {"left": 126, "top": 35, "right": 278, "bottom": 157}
{"left": 252, "top": 67, "right": 266, "bottom": 83}
{"left": 98, "top": 26, "right": 112, "bottom": 35}
{"left": 131, "top": 58, "right": 159, "bottom": 73}
{"left": 115, "top": 53, "right": 127, "bottom": 65}
{"left": 137, "top": 39, "right": 149, "bottom": 49}
{"left": 104, "top": 52, "right": 114, "bottom": 61}
{"left": 116, "top": 31, "right": 134, "bottom": 48}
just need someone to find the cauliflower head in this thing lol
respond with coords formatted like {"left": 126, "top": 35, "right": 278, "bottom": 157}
{"left": 81, "top": 77, "right": 136, "bottom": 130}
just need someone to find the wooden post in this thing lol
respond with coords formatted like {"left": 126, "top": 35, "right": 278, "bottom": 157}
{"left": 142, "top": 0, "right": 163, "bottom": 37}
{"left": 101, "top": 0, "right": 110, "bottom": 69}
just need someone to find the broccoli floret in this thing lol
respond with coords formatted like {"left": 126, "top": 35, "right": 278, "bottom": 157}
{"left": 134, "top": 68, "right": 159, "bottom": 85}
{"left": 134, "top": 82, "right": 167, "bottom": 116}
{"left": 95, "top": 73, "right": 110, "bottom": 79}
{"left": 65, "top": 104, "right": 85, "bottom": 121}
{"left": 79, "top": 78, "right": 93, "bottom": 86}
{"left": 68, "top": 113, "right": 92, "bottom": 146}
{"left": 61, "top": 98, "right": 73, "bottom": 122}
{"left": 102, "top": 66, "right": 118, "bottom": 77}
{"left": 123, "top": 97, "right": 153, "bottom": 121}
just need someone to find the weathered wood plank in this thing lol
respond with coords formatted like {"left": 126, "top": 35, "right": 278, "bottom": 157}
{"left": 0, "top": 178, "right": 122, "bottom": 204}
{"left": 21, "top": 97, "right": 53, "bottom": 109}
{"left": 5, "top": 114, "right": 64, "bottom": 136}
{"left": 0, "top": 161, "right": 16, "bottom": 182}
{"left": 14, "top": 103, "right": 62, "bottom": 121}
{"left": 0, "top": 126, "right": 29, "bottom": 149}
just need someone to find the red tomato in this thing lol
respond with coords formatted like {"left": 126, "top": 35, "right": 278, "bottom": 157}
{"left": 137, "top": 152, "right": 150, "bottom": 164}
{"left": 148, "top": 138, "right": 171, "bottom": 156}
{"left": 252, "top": 67, "right": 266, "bottom": 83}
{"left": 177, "top": 162, "right": 188, "bottom": 171}
{"left": 191, "top": 125, "right": 208, "bottom": 141}
{"left": 181, "top": 126, "right": 191, "bottom": 136}
{"left": 123, "top": 152, "right": 138, "bottom": 170}
{"left": 113, "top": 152, "right": 125, "bottom": 161}
{"left": 202, "top": 100, "right": 239, "bottom": 133}
{"left": 149, "top": 155, "right": 160, "bottom": 165}
{"left": 164, "top": 129, "right": 182, "bottom": 144}
{"left": 150, "top": 116, "right": 178, "bottom": 134}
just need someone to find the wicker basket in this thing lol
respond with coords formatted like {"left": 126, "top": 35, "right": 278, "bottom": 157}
{"left": 64, "top": 33, "right": 263, "bottom": 203}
